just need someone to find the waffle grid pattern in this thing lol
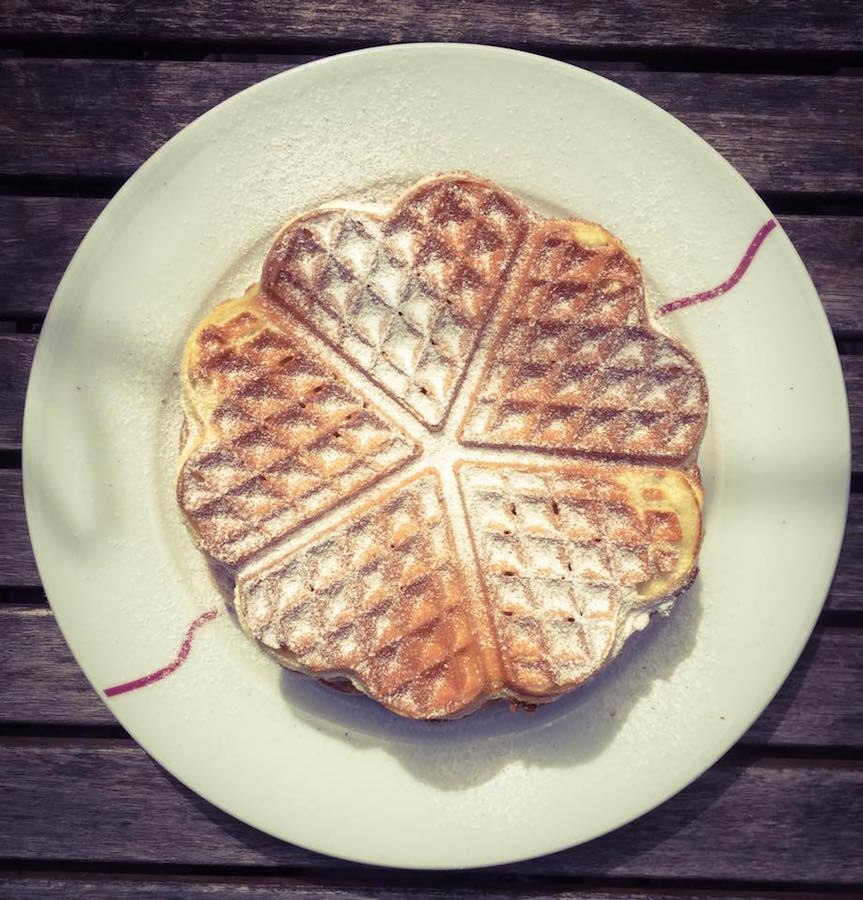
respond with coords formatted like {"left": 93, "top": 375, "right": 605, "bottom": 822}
{"left": 180, "top": 176, "right": 706, "bottom": 717}
{"left": 239, "top": 473, "right": 486, "bottom": 718}
{"left": 262, "top": 179, "right": 527, "bottom": 426}
{"left": 461, "top": 224, "right": 707, "bottom": 462}
{"left": 458, "top": 463, "right": 683, "bottom": 695}
{"left": 178, "top": 304, "right": 418, "bottom": 566}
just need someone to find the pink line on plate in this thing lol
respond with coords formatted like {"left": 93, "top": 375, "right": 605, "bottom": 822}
{"left": 104, "top": 608, "right": 221, "bottom": 697}
{"left": 657, "top": 219, "right": 777, "bottom": 316}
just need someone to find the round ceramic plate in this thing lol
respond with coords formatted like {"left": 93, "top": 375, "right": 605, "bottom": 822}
{"left": 23, "top": 44, "right": 850, "bottom": 869}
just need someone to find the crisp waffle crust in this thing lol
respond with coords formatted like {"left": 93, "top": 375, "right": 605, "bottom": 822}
{"left": 177, "top": 173, "right": 708, "bottom": 719}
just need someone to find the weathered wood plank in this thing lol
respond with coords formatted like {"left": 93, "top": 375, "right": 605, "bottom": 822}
{"left": 0, "top": 197, "right": 107, "bottom": 321}
{"left": 1, "top": 0, "right": 860, "bottom": 53}
{"left": 740, "top": 627, "right": 862, "bottom": 746}
{"left": 1, "top": 464, "right": 861, "bottom": 606}
{"left": 0, "top": 605, "right": 111, "bottom": 726}
{"left": 3, "top": 200, "right": 860, "bottom": 333}
{"left": 0, "top": 742, "right": 859, "bottom": 882}
{"left": 2, "top": 416, "right": 860, "bottom": 606}
{"left": 1, "top": 601, "right": 860, "bottom": 746}
{"left": 2, "top": 340, "right": 860, "bottom": 602}
{"left": 4, "top": 340, "right": 860, "bottom": 466}
{"left": 0, "top": 875, "right": 830, "bottom": 900}
{"left": 2, "top": 60, "right": 862, "bottom": 194}
{"left": 0, "top": 471, "right": 39, "bottom": 587}
{"left": 0, "top": 334, "right": 35, "bottom": 451}
{"left": 0, "top": 59, "right": 303, "bottom": 180}
{"left": 779, "top": 216, "right": 863, "bottom": 335}
{"left": 843, "top": 355, "right": 863, "bottom": 473}
{"left": 830, "top": 488, "right": 863, "bottom": 612}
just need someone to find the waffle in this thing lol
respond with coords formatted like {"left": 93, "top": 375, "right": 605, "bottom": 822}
{"left": 236, "top": 471, "right": 493, "bottom": 719}
{"left": 261, "top": 174, "right": 530, "bottom": 428}
{"left": 177, "top": 173, "right": 708, "bottom": 719}
{"left": 177, "top": 285, "right": 420, "bottom": 567}
{"left": 457, "top": 461, "right": 702, "bottom": 700}
{"left": 459, "top": 220, "right": 708, "bottom": 464}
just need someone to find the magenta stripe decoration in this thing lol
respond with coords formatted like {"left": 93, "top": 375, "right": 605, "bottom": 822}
{"left": 657, "top": 219, "right": 777, "bottom": 317}
{"left": 104, "top": 608, "right": 221, "bottom": 697}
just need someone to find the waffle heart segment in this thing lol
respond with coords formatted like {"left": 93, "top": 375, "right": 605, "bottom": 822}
{"left": 236, "top": 471, "right": 493, "bottom": 719}
{"left": 459, "top": 219, "right": 708, "bottom": 465}
{"left": 261, "top": 174, "right": 530, "bottom": 428}
{"left": 457, "top": 461, "right": 703, "bottom": 700}
{"left": 177, "top": 286, "right": 420, "bottom": 568}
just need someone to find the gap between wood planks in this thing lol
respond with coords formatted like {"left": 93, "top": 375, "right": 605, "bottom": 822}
{"left": 0, "top": 450, "right": 21, "bottom": 467}
{"left": 2, "top": 338, "right": 862, "bottom": 447}
{"left": 2, "top": 866, "right": 863, "bottom": 899}
{"left": 1, "top": 581, "right": 859, "bottom": 620}
{"left": 2, "top": 35, "right": 863, "bottom": 76}
{"left": 835, "top": 338, "right": 863, "bottom": 355}
{"left": 2, "top": 175, "right": 863, "bottom": 220}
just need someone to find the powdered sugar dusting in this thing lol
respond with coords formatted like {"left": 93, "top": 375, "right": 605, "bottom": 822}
{"left": 261, "top": 175, "right": 530, "bottom": 428}
{"left": 171, "top": 174, "right": 705, "bottom": 719}
{"left": 456, "top": 462, "right": 693, "bottom": 696}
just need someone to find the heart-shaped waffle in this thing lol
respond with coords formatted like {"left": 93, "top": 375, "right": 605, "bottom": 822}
{"left": 237, "top": 471, "right": 492, "bottom": 719}
{"left": 261, "top": 175, "right": 529, "bottom": 428}
{"left": 456, "top": 461, "right": 701, "bottom": 700}
{"left": 177, "top": 173, "right": 708, "bottom": 719}
{"left": 177, "top": 286, "right": 420, "bottom": 568}
{"left": 460, "top": 219, "right": 708, "bottom": 463}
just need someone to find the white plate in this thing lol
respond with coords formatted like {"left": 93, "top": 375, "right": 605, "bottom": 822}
{"left": 23, "top": 44, "right": 850, "bottom": 869}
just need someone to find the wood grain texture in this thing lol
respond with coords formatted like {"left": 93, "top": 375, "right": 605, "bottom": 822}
{"left": 780, "top": 216, "right": 863, "bottom": 334}
{"left": 0, "top": 605, "right": 110, "bottom": 726}
{"left": 2, "top": 199, "right": 861, "bottom": 332}
{"left": 0, "top": 471, "right": 39, "bottom": 586}
{"left": 1, "top": 0, "right": 861, "bottom": 52}
{"left": 0, "top": 197, "right": 107, "bottom": 321}
{"left": 1, "top": 602, "right": 860, "bottom": 746}
{"left": 0, "top": 741, "right": 859, "bottom": 882}
{"left": 740, "top": 627, "right": 862, "bottom": 746}
{"left": 843, "top": 356, "right": 863, "bottom": 472}
{"left": 0, "top": 335, "right": 34, "bottom": 450}
{"left": 0, "top": 877, "right": 835, "bottom": 900}
{"left": 2, "top": 59, "right": 862, "bottom": 194}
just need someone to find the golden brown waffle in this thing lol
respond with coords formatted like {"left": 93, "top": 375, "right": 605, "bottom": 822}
{"left": 460, "top": 220, "right": 708, "bottom": 464}
{"left": 177, "top": 173, "right": 708, "bottom": 719}
{"left": 177, "top": 286, "right": 420, "bottom": 567}
{"left": 261, "top": 174, "right": 530, "bottom": 428}
{"left": 236, "top": 472, "right": 492, "bottom": 719}
{"left": 457, "top": 462, "right": 702, "bottom": 700}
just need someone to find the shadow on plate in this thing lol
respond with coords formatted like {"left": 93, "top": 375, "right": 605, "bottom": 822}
{"left": 276, "top": 580, "right": 704, "bottom": 791}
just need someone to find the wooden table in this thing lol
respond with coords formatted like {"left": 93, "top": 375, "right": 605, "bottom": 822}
{"left": 1, "top": 3, "right": 862, "bottom": 896}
